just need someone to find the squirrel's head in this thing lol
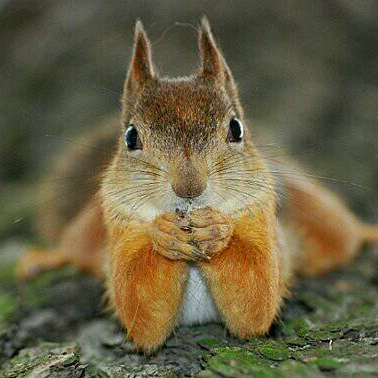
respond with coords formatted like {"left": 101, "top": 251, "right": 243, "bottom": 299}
{"left": 103, "top": 18, "right": 273, "bottom": 220}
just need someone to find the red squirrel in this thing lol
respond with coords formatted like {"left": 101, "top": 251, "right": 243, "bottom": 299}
{"left": 17, "top": 18, "right": 378, "bottom": 353}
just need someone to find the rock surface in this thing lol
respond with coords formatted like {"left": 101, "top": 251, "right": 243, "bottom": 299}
{"left": 0, "top": 240, "right": 377, "bottom": 377}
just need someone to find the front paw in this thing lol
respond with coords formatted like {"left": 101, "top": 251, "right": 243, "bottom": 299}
{"left": 149, "top": 212, "right": 207, "bottom": 261}
{"left": 189, "top": 206, "right": 234, "bottom": 258}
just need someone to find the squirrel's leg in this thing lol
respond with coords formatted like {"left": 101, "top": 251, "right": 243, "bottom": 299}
{"left": 198, "top": 209, "right": 282, "bottom": 338}
{"left": 107, "top": 223, "right": 188, "bottom": 353}
{"left": 16, "top": 247, "right": 69, "bottom": 280}
{"left": 17, "top": 199, "right": 106, "bottom": 280}
{"left": 282, "top": 177, "right": 378, "bottom": 276}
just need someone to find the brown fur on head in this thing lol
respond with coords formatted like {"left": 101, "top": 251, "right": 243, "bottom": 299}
{"left": 101, "top": 17, "right": 274, "bottom": 222}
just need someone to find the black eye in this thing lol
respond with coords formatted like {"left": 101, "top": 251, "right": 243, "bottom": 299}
{"left": 227, "top": 117, "right": 244, "bottom": 143}
{"left": 125, "top": 125, "right": 142, "bottom": 151}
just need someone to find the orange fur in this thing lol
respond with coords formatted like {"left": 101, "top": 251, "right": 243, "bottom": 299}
{"left": 283, "top": 177, "right": 365, "bottom": 276}
{"left": 17, "top": 200, "right": 105, "bottom": 280}
{"left": 16, "top": 247, "right": 69, "bottom": 280}
{"left": 107, "top": 223, "right": 188, "bottom": 353}
{"left": 198, "top": 206, "right": 281, "bottom": 338}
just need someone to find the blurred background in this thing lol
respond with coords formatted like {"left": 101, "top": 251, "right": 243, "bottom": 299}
{"left": 0, "top": 0, "right": 377, "bottom": 241}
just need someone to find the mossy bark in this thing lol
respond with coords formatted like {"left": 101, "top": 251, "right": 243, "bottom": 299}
{"left": 0, "top": 241, "right": 377, "bottom": 377}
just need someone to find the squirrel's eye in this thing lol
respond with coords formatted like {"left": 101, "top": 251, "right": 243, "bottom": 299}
{"left": 125, "top": 125, "right": 142, "bottom": 151}
{"left": 227, "top": 117, "right": 243, "bottom": 143}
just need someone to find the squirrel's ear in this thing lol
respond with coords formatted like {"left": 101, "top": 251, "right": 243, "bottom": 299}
{"left": 198, "top": 17, "right": 224, "bottom": 80}
{"left": 198, "top": 17, "right": 241, "bottom": 112}
{"left": 124, "top": 20, "right": 155, "bottom": 98}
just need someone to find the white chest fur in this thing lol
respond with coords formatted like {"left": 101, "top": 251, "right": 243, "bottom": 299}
{"left": 179, "top": 266, "right": 220, "bottom": 325}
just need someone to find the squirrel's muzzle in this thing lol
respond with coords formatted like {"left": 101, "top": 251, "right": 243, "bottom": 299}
{"left": 171, "top": 158, "right": 207, "bottom": 199}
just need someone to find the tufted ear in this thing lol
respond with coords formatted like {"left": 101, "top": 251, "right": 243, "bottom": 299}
{"left": 198, "top": 17, "right": 241, "bottom": 113}
{"left": 198, "top": 17, "right": 225, "bottom": 80}
{"left": 124, "top": 20, "right": 155, "bottom": 101}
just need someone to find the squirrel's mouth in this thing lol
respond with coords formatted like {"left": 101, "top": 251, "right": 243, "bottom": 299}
{"left": 175, "top": 199, "right": 194, "bottom": 214}
{"left": 172, "top": 196, "right": 207, "bottom": 214}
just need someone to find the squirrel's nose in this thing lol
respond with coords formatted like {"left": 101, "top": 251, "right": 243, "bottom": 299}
{"left": 172, "top": 179, "right": 207, "bottom": 199}
{"left": 171, "top": 159, "right": 207, "bottom": 199}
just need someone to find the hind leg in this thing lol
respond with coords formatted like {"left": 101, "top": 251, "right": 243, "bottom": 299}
{"left": 17, "top": 199, "right": 106, "bottom": 280}
{"left": 283, "top": 177, "right": 366, "bottom": 276}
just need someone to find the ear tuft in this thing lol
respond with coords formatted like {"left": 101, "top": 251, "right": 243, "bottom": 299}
{"left": 200, "top": 16, "right": 211, "bottom": 35}
{"left": 125, "top": 20, "right": 154, "bottom": 98}
{"left": 198, "top": 16, "right": 223, "bottom": 79}
{"left": 198, "top": 17, "right": 242, "bottom": 115}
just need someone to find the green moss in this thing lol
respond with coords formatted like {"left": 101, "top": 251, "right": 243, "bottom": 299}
{"left": 197, "top": 338, "right": 226, "bottom": 350}
{"left": 0, "top": 263, "right": 16, "bottom": 290}
{"left": 284, "top": 336, "right": 309, "bottom": 347}
{"left": 204, "top": 348, "right": 265, "bottom": 377}
{"left": 275, "top": 360, "right": 322, "bottom": 378}
{"left": 200, "top": 347, "right": 324, "bottom": 377}
{"left": 198, "top": 370, "right": 217, "bottom": 378}
{"left": 203, "top": 347, "right": 272, "bottom": 377}
{"left": 300, "top": 327, "right": 342, "bottom": 342}
{"left": 0, "top": 293, "right": 15, "bottom": 324}
{"left": 255, "top": 344, "right": 291, "bottom": 361}
{"left": 281, "top": 319, "right": 312, "bottom": 337}
{"left": 308, "top": 357, "right": 342, "bottom": 371}
{"left": 326, "top": 339, "right": 378, "bottom": 362}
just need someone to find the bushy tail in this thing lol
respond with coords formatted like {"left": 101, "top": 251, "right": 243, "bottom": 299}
{"left": 361, "top": 224, "right": 378, "bottom": 243}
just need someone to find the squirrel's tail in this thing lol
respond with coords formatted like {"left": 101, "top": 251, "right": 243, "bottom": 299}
{"left": 360, "top": 224, "right": 378, "bottom": 243}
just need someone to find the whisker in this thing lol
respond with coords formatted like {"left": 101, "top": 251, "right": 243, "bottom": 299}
{"left": 45, "top": 134, "right": 110, "bottom": 154}
{"left": 269, "top": 170, "right": 376, "bottom": 193}
{"left": 125, "top": 155, "right": 168, "bottom": 174}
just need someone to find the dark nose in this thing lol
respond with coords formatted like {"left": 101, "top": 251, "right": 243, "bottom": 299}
{"left": 172, "top": 178, "right": 207, "bottom": 198}
{"left": 171, "top": 159, "right": 207, "bottom": 198}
